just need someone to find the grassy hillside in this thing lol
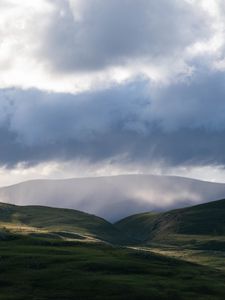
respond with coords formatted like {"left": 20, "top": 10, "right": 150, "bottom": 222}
{"left": 0, "top": 203, "right": 126, "bottom": 244}
{"left": 0, "top": 200, "right": 225, "bottom": 298}
{"left": 0, "top": 236, "right": 225, "bottom": 300}
{"left": 1, "top": 198, "right": 225, "bottom": 246}
{"left": 115, "top": 212, "right": 160, "bottom": 243}
{"left": 116, "top": 199, "right": 225, "bottom": 246}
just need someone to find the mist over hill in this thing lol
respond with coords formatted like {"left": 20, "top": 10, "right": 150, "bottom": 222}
{"left": 0, "top": 175, "right": 225, "bottom": 221}
{"left": 1, "top": 175, "right": 225, "bottom": 221}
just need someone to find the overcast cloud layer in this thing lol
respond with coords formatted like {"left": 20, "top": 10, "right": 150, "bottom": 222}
{"left": 1, "top": 0, "right": 225, "bottom": 184}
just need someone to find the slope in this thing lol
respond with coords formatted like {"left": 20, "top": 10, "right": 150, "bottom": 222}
{"left": 116, "top": 199, "right": 225, "bottom": 246}
{"left": 0, "top": 203, "right": 126, "bottom": 244}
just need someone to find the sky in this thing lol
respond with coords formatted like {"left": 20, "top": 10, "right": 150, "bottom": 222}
{"left": 1, "top": 0, "right": 225, "bottom": 186}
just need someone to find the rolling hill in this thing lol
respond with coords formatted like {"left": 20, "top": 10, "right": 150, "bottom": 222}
{"left": 0, "top": 199, "right": 225, "bottom": 299}
{"left": 1, "top": 198, "right": 225, "bottom": 247}
{"left": 0, "top": 203, "right": 126, "bottom": 244}
{"left": 115, "top": 198, "right": 225, "bottom": 246}
{"left": 1, "top": 175, "right": 225, "bottom": 221}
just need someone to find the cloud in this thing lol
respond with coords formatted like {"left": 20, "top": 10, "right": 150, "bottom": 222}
{"left": 0, "top": 1, "right": 225, "bottom": 185}
{"left": 0, "top": 68, "right": 225, "bottom": 169}
{"left": 0, "top": 82, "right": 150, "bottom": 166}
{"left": 0, "top": 0, "right": 217, "bottom": 92}
{"left": 41, "top": 0, "right": 210, "bottom": 72}
{"left": 149, "top": 67, "right": 225, "bottom": 131}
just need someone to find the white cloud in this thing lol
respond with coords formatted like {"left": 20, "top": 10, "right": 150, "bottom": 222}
{"left": 0, "top": 0, "right": 220, "bottom": 93}
{"left": 1, "top": 158, "right": 225, "bottom": 189}
{"left": 1, "top": 0, "right": 225, "bottom": 187}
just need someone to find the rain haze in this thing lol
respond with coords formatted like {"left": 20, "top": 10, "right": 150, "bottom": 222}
{"left": 1, "top": 0, "right": 225, "bottom": 219}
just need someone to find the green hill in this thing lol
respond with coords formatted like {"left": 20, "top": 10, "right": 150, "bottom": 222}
{"left": 115, "top": 199, "right": 225, "bottom": 246}
{"left": 1, "top": 199, "right": 225, "bottom": 247}
{"left": 0, "top": 200, "right": 225, "bottom": 299}
{"left": 0, "top": 203, "right": 126, "bottom": 244}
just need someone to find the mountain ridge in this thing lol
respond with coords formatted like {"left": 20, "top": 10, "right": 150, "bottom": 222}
{"left": 1, "top": 174, "right": 225, "bottom": 221}
{"left": 3, "top": 173, "right": 225, "bottom": 187}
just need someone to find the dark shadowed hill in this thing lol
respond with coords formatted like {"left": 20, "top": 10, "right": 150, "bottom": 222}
{"left": 1, "top": 199, "right": 225, "bottom": 248}
{"left": 1, "top": 175, "right": 225, "bottom": 221}
{"left": 115, "top": 199, "right": 225, "bottom": 244}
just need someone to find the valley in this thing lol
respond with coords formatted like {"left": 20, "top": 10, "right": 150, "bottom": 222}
{"left": 0, "top": 199, "right": 225, "bottom": 299}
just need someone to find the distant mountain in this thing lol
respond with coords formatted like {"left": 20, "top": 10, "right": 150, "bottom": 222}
{"left": 115, "top": 199, "right": 225, "bottom": 244}
{"left": 0, "top": 203, "right": 126, "bottom": 244}
{"left": 1, "top": 175, "right": 225, "bottom": 221}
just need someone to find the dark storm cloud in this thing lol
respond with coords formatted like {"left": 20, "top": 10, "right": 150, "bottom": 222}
{"left": 149, "top": 68, "right": 225, "bottom": 131}
{"left": 1, "top": 68, "right": 225, "bottom": 168}
{"left": 40, "top": 0, "right": 210, "bottom": 72}
{"left": 0, "top": 82, "right": 149, "bottom": 166}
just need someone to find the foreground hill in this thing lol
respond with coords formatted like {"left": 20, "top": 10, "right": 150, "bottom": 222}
{"left": 1, "top": 175, "right": 225, "bottom": 221}
{"left": 1, "top": 237, "right": 225, "bottom": 300}
{"left": 1, "top": 198, "right": 225, "bottom": 247}
{"left": 0, "top": 203, "right": 126, "bottom": 244}
{"left": 0, "top": 200, "right": 225, "bottom": 299}
{"left": 116, "top": 199, "right": 225, "bottom": 246}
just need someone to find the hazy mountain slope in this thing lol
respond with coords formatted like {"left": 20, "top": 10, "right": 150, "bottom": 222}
{"left": 0, "top": 203, "right": 125, "bottom": 243}
{"left": 1, "top": 175, "right": 225, "bottom": 221}
{"left": 116, "top": 199, "right": 225, "bottom": 244}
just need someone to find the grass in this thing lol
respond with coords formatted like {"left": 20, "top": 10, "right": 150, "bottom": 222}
{"left": 0, "top": 200, "right": 225, "bottom": 299}
{"left": 0, "top": 236, "right": 225, "bottom": 300}
{"left": 0, "top": 203, "right": 128, "bottom": 244}
{"left": 115, "top": 212, "right": 160, "bottom": 243}
{"left": 149, "top": 247, "right": 225, "bottom": 272}
{"left": 115, "top": 199, "right": 225, "bottom": 244}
